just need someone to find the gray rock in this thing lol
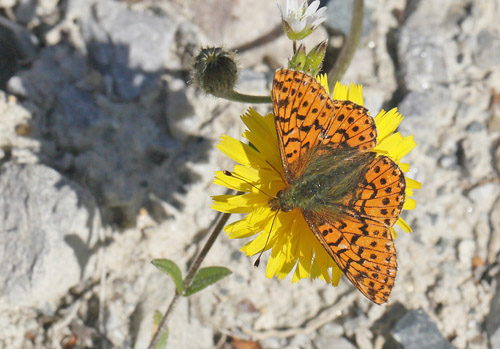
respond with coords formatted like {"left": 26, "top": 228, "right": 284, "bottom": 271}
{"left": 0, "top": 91, "right": 39, "bottom": 159}
{"left": 487, "top": 275, "right": 500, "bottom": 348}
{"left": 390, "top": 308, "right": 454, "bottom": 349}
{"left": 398, "top": 28, "right": 448, "bottom": 92}
{"left": 7, "top": 45, "right": 87, "bottom": 110}
{"left": 396, "top": 1, "right": 459, "bottom": 91}
{"left": 397, "top": 87, "right": 456, "bottom": 150}
{"left": 0, "top": 16, "right": 38, "bottom": 87}
{"left": 0, "top": 163, "right": 100, "bottom": 309}
{"left": 474, "top": 30, "right": 500, "bottom": 70}
{"left": 487, "top": 200, "right": 500, "bottom": 348}
{"left": 324, "top": 0, "right": 375, "bottom": 37}
{"left": 14, "top": 0, "right": 36, "bottom": 25}
{"left": 6, "top": 42, "right": 191, "bottom": 226}
{"left": 81, "top": 0, "right": 177, "bottom": 100}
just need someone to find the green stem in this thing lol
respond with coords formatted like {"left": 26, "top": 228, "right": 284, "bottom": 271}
{"left": 148, "top": 210, "right": 232, "bottom": 349}
{"left": 293, "top": 40, "right": 297, "bottom": 54}
{"left": 327, "top": 0, "right": 364, "bottom": 91}
{"left": 225, "top": 90, "right": 271, "bottom": 104}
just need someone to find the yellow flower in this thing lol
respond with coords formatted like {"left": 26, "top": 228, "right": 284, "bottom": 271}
{"left": 212, "top": 77, "right": 421, "bottom": 286}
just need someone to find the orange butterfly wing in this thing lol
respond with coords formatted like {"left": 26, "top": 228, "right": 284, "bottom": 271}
{"left": 271, "top": 69, "right": 377, "bottom": 184}
{"left": 303, "top": 155, "right": 405, "bottom": 304}
{"left": 271, "top": 69, "right": 406, "bottom": 304}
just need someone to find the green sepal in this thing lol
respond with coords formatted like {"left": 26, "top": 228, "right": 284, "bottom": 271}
{"left": 184, "top": 266, "right": 232, "bottom": 297}
{"left": 151, "top": 259, "right": 183, "bottom": 294}
{"left": 282, "top": 20, "right": 313, "bottom": 41}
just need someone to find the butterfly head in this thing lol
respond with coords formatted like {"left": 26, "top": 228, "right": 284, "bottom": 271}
{"left": 269, "top": 189, "right": 294, "bottom": 212}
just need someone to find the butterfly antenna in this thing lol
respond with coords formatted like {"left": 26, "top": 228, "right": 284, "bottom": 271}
{"left": 265, "top": 160, "right": 287, "bottom": 184}
{"left": 223, "top": 170, "right": 273, "bottom": 198}
{"left": 254, "top": 208, "right": 280, "bottom": 268}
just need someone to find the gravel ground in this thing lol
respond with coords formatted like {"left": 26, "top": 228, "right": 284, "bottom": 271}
{"left": 1, "top": 0, "right": 500, "bottom": 348}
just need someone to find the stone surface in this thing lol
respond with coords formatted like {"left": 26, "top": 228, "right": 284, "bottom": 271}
{"left": 324, "top": 0, "right": 376, "bottom": 37}
{"left": 0, "top": 91, "right": 40, "bottom": 162}
{"left": 474, "top": 30, "right": 500, "bottom": 69}
{"left": 0, "top": 163, "right": 100, "bottom": 308}
{"left": 81, "top": 0, "right": 177, "bottom": 100}
{"left": 0, "top": 16, "right": 38, "bottom": 88}
{"left": 390, "top": 308, "right": 454, "bottom": 349}
{"left": 486, "top": 274, "right": 500, "bottom": 348}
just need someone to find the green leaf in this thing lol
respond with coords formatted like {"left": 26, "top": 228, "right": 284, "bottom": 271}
{"left": 154, "top": 329, "right": 168, "bottom": 349}
{"left": 153, "top": 310, "right": 163, "bottom": 326}
{"left": 152, "top": 259, "right": 183, "bottom": 294}
{"left": 152, "top": 310, "right": 168, "bottom": 349}
{"left": 184, "top": 266, "right": 232, "bottom": 296}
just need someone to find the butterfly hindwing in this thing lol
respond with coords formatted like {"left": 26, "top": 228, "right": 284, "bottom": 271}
{"left": 303, "top": 155, "right": 405, "bottom": 304}
{"left": 348, "top": 155, "right": 406, "bottom": 227}
{"left": 303, "top": 212, "right": 396, "bottom": 304}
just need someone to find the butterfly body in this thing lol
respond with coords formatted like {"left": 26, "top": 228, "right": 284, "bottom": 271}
{"left": 270, "top": 146, "right": 375, "bottom": 213}
{"left": 271, "top": 69, "right": 406, "bottom": 304}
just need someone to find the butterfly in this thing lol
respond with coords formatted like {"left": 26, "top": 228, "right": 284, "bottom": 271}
{"left": 269, "top": 69, "right": 406, "bottom": 304}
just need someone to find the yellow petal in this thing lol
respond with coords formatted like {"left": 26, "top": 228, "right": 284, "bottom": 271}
{"left": 211, "top": 195, "right": 255, "bottom": 213}
{"left": 375, "top": 108, "right": 403, "bottom": 142}
{"left": 374, "top": 133, "right": 416, "bottom": 162}
{"left": 217, "top": 136, "right": 269, "bottom": 169}
{"left": 317, "top": 73, "right": 330, "bottom": 95}
{"left": 347, "top": 83, "right": 364, "bottom": 106}
{"left": 241, "top": 110, "right": 282, "bottom": 170}
{"left": 398, "top": 163, "right": 410, "bottom": 172}
{"left": 403, "top": 198, "right": 417, "bottom": 210}
{"left": 332, "top": 81, "right": 348, "bottom": 100}
{"left": 225, "top": 206, "right": 273, "bottom": 238}
{"left": 406, "top": 178, "right": 422, "bottom": 190}
{"left": 390, "top": 227, "right": 397, "bottom": 239}
{"left": 396, "top": 217, "right": 412, "bottom": 233}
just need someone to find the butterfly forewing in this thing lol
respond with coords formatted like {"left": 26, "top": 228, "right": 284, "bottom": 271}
{"left": 272, "top": 69, "right": 333, "bottom": 183}
{"left": 323, "top": 100, "right": 377, "bottom": 151}
{"left": 272, "top": 69, "right": 378, "bottom": 184}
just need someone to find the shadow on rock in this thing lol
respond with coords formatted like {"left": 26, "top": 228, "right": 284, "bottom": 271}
{"left": 5, "top": 2, "right": 207, "bottom": 229}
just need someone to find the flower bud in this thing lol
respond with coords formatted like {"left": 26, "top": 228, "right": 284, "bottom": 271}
{"left": 304, "top": 40, "right": 327, "bottom": 76}
{"left": 191, "top": 47, "right": 238, "bottom": 97}
{"left": 288, "top": 44, "right": 307, "bottom": 70}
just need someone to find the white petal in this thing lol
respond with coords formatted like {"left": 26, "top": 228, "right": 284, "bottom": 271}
{"left": 291, "top": 18, "right": 307, "bottom": 32}
{"left": 287, "top": 0, "right": 299, "bottom": 12}
{"left": 305, "top": 0, "right": 320, "bottom": 16}
{"left": 314, "top": 6, "right": 327, "bottom": 17}
{"left": 277, "top": 3, "right": 286, "bottom": 17}
{"left": 311, "top": 17, "right": 326, "bottom": 27}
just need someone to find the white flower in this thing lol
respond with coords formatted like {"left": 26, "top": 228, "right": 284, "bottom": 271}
{"left": 278, "top": 0, "right": 327, "bottom": 40}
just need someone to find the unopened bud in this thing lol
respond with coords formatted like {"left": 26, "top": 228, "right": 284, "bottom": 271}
{"left": 288, "top": 44, "right": 307, "bottom": 70}
{"left": 191, "top": 47, "right": 238, "bottom": 97}
{"left": 304, "top": 40, "right": 327, "bottom": 76}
